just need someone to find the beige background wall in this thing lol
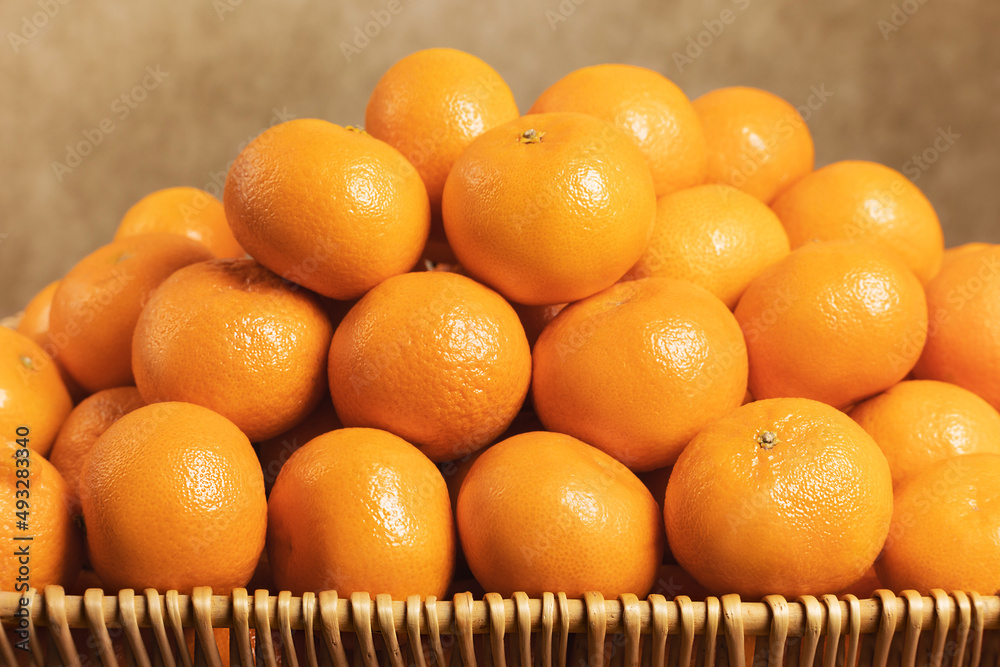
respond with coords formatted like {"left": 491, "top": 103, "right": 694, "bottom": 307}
{"left": 2, "top": 0, "right": 998, "bottom": 315}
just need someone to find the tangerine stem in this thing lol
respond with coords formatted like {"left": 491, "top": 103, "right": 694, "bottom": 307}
{"left": 520, "top": 129, "right": 543, "bottom": 144}
{"left": 758, "top": 430, "right": 778, "bottom": 450}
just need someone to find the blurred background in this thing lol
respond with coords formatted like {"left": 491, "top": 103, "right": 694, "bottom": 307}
{"left": 2, "top": 0, "right": 998, "bottom": 314}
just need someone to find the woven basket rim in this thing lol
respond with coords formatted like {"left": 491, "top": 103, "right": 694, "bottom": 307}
{"left": 2, "top": 586, "right": 996, "bottom": 635}
{"left": 3, "top": 585, "right": 998, "bottom": 666}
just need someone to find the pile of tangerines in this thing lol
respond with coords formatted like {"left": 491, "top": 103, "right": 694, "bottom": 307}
{"left": 6, "top": 47, "right": 1000, "bottom": 619}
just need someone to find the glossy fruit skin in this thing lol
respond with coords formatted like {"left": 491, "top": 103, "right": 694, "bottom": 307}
{"left": 913, "top": 245, "right": 1000, "bottom": 411}
{"left": 0, "top": 441, "right": 83, "bottom": 591}
{"left": 734, "top": 240, "right": 928, "bottom": 409}
{"left": 665, "top": 398, "right": 893, "bottom": 598}
{"left": 133, "top": 258, "right": 333, "bottom": 442}
{"left": 0, "top": 326, "right": 73, "bottom": 456}
{"left": 533, "top": 278, "right": 747, "bottom": 471}
{"left": 439, "top": 410, "right": 544, "bottom": 518}
{"left": 224, "top": 119, "right": 430, "bottom": 300}
{"left": 878, "top": 453, "right": 1000, "bottom": 594}
{"left": 256, "top": 397, "right": 342, "bottom": 496}
{"left": 79, "top": 402, "right": 267, "bottom": 594}
{"left": 693, "top": 86, "right": 814, "bottom": 203}
{"left": 624, "top": 184, "right": 790, "bottom": 308}
{"left": 267, "top": 427, "right": 455, "bottom": 598}
{"left": 849, "top": 380, "right": 1000, "bottom": 487}
{"left": 115, "top": 186, "right": 246, "bottom": 258}
{"left": 329, "top": 271, "right": 531, "bottom": 462}
{"left": 16, "top": 280, "right": 60, "bottom": 349}
{"left": 49, "top": 386, "right": 145, "bottom": 509}
{"left": 529, "top": 64, "right": 707, "bottom": 196}
{"left": 49, "top": 233, "right": 214, "bottom": 393}
{"left": 365, "top": 47, "right": 520, "bottom": 232}
{"left": 15, "top": 280, "right": 86, "bottom": 403}
{"left": 772, "top": 160, "right": 944, "bottom": 284}
{"left": 442, "top": 112, "right": 657, "bottom": 306}
{"left": 457, "top": 431, "right": 663, "bottom": 597}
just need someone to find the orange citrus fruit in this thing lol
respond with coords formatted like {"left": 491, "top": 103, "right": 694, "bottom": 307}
{"left": 114, "top": 186, "right": 245, "bottom": 258}
{"left": 133, "top": 258, "right": 333, "bottom": 441}
{"left": 665, "top": 398, "right": 893, "bottom": 598}
{"left": 913, "top": 245, "right": 1000, "bottom": 410}
{"left": 79, "top": 402, "right": 267, "bottom": 594}
{"left": 941, "top": 242, "right": 992, "bottom": 272}
{"left": 509, "top": 301, "right": 566, "bottom": 349}
{"left": 623, "top": 183, "right": 790, "bottom": 308}
{"left": 224, "top": 118, "right": 430, "bottom": 300}
{"left": 528, "top": 64, "right": 707, "bottom": 196}
{"left": 1, "top": 441, "right": 83, "bottom": 591}
{"left": 14, "top": 280, "right": 85, "bottom": 402}
{"left": 49, "top": 387, "right": 145, "bottom": 510}
{"left": 365, "top": 48, "right": 519, "bottom": 234}
{"left": 49, "top": 233, "right": 213, "bottom": 393}
{"left": 267, "top": 427, "right": 454, "bottom": 598}
{"left": 329, "top": 271, "right": 531, "bottom": 462}
{"left": 439, "top": 410, "right": 544, "bottom": 517}
{"left": 849, "top": 380, "right": 1000, "bottom": 487}
{"left": 15, "top": 280, "right": 60, "bottom": 350}
{"left": 533, "top": 278, "right": 747, "bottom": 470}
{"left": 0, "top": 326, "right": 73, "bottom": 456}
{"left": 256, "top": 397, "right": 342, "bottom": 495}
{"left": 735, "top": 240, "right": 928, "bottom": 408}
{"left": 442, "top": 112, "right": 656, "bottom": 305}
{"left": 457, "top": 431, "right": 663, "bottom": 597}
{"left": 693, "top": 86, "right": 814, "bottom": 203}
{"left": 771, "top": 160, "right": 944, "bottom": 284}
{"left": 878, "top": 453, "right": 1000, "bottom": 594}
{"left": 838, "top": 566, "right": 883, "bottom": 599}
{"left": 247, "top": 551, "right": 275, "bottom": 593}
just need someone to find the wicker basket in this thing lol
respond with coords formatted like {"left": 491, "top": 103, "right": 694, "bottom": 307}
{"left": 2, "top": 587, "right": 999, "bottom": 667}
